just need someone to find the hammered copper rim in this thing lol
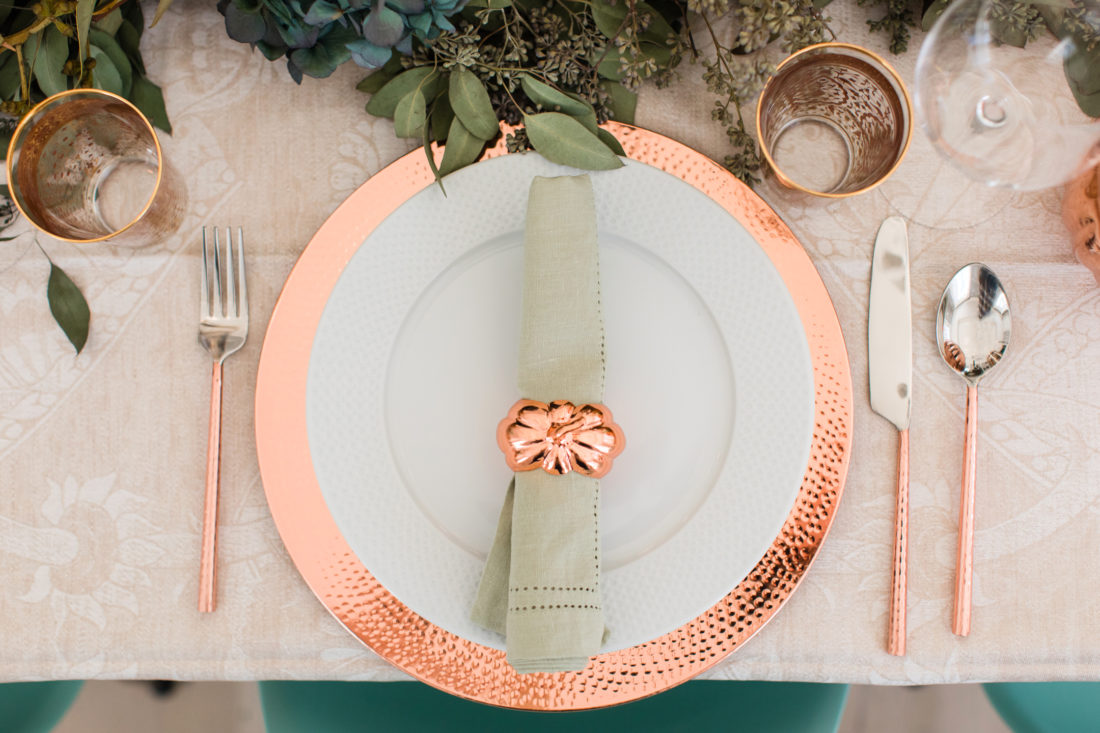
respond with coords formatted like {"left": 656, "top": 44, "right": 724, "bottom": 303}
{"left": 755, "top": 42, "right": 914, "bottom": 198}
{"left": 6, "top": 88, "right": 165, "bottom": 244}
{"left": 254, "top": 123, "right": 853, "bottom": 710}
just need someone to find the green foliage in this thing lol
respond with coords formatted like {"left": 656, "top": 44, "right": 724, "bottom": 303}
{"left": 217, "top": 0, "right": 470, "bottom": 82}
{"left": 861, "top": 0, "right": 917, "bottom": 53}
{"left": 0, "top": 0, "right": 170, "bottom": 133}
{"left": 355, "top": 0, "right": 672, "bottom": 179}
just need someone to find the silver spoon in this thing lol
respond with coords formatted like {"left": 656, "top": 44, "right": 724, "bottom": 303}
{"left": 936, "top": 263, "right": 1011, "bottom": 637}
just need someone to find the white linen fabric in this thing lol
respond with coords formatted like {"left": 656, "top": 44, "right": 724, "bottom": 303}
{"left": 0, "top": 0, "right": 1098, "bottom": 684}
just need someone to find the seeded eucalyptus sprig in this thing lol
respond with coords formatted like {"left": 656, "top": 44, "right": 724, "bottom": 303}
{"left": 358, "top": 0, "right": 683, "bottom": 177}
{"left": 690, "top": 0, "right": 832, "bottom": 184}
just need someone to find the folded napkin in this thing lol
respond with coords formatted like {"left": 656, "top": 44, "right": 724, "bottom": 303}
{"left": 471, "top": 174, "right": 606, "bottom": 673}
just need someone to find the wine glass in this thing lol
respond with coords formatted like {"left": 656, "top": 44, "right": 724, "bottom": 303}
{"left": 914, "top": 0, "right": 1100, "bottom": 191}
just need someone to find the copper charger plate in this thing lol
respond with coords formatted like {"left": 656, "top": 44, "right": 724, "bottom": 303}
{"left": 254, "top": 123, "right": 853, "bottom": 709}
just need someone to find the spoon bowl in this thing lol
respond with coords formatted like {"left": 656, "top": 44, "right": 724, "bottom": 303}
{"left": 937, "top": 264, "right": 1011, "bottom": 384}
{"left": 936, "top": 262, "right": 1011, "bottom": 637}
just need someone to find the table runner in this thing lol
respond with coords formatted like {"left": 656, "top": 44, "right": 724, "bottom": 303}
{"left": 0, "top": 0, "right": 1097, "bottom": 684}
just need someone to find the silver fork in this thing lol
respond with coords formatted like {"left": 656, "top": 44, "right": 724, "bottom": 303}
{"left": 198, "top": 227, "right": 248, "bottom": 613}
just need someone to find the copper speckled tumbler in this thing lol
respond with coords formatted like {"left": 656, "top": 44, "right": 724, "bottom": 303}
{"left": 7, "top": 89, "right": 185, "bottom": 246}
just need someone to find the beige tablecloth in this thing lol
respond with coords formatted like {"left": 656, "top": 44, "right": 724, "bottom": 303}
{"left": 1, "top": 0, "right": 1098, "bottom": 684}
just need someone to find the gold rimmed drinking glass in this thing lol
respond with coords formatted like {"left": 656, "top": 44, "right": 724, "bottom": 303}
{"left": 6, "top": 89, "right": 185, "bottom": 246}
{"left": 756, "top": 42, "right": 913, "bottom": 198}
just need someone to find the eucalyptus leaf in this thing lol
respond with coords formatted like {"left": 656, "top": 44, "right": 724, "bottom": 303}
{"left": 1066, "top": 44, "right": 1100, "bottom": 97}
{"left": 28, "top": 25, "right": 69, "bottom": 97}
{"left": 596, "top": 47, "right": 625, "bottom": 80}
{"left": 151, "top": 0, "right": 174, "bottom": 27}
{"left": 521, "top": 74, "right": 592, "bottom": 117}
{"left": 393, "top": 88, "right": 427, "bottom": 137}
{"left": 597, "top": 128, "right": 626, "bottom": 156}
{"left": 0, "top": 53, "right": 21, "bottom": 100}
{"left": 225, "top": 3, "right": 268, "bottom": 43}
{"left": 355, "top": 52, "right": 403, "bottom": 93}
{"left": 76, "top": 0, "right": 95, "bottom": 74}
{"left": 367, "top": 67, "right": 436, "bottom": 117}
{"left": 89, "top": 47, "right": 124, "bottom": 96}
{"left": 439, "top": 116, "right": 485, "bottom": 176}
{"left": 1067, "top": 53, "right": 1100, "bottom": 116}
{"left": 47, "top": 263, "right": 90, "bottom": 354}
{"left": 1069, "top": 85, "right": 1100, "bottom": 118}
{"left": 524, "top": 112, "right": 623, "bottom": 170}
{"left": 922, "top": 0, "right": 949, "bottom": 31}
{"left": 639, "top": 41, "right": 672, "bottom": 67}
{"left": 89, "top": 30, "right": 133, "bottom": 97}
{"left": 422, "top": 122, "right": 444, "bottom": 192}
{"left": 637, "top": 2, "right": 676, "bottom": 44}
{"left": 575, "top": 108, "right": 599, "bottom": 135}
{"left": 591, "top": 0, "right": 627, "bottom": 38}
{"left": 116, "top": 21, "right": 146, "bottom": 76}
{"left": 131, "top": 76, "right": 172, "bottom": 134}
{"left": 600, "top": 80, "right": 636, "bottom": 123}
{"left": 449, "top": 67, "right": 498, "bottom": 140}
{"left": 811, "top": 0, "right": 833, "bottom": 8}
{"left": 430, "top": 92, "right": 454, "bottom": 141}
{"left": 121, "top": 0, "right": 145, "bottom": 34}
{"left": 93, "top": 7, "right": 124, "bottom": 35}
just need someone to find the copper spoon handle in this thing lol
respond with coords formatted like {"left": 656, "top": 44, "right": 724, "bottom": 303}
{"left": 953, "top": 384, "right": 979, "bottom": 636}
{"left": 888, "top": 428, "right": 909, "bottom": 655}
{"left": 199, "top": 361, "right": 223, "bottom": 613}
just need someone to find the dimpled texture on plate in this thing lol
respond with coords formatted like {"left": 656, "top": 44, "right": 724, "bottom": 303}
{"left": 254, "top": 123, "right": 853, "bottom": 709}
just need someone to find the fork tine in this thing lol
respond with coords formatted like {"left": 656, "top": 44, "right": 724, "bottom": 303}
{"left": 201, "top": 227, "right": 211, "bottom": 319}
{"left": 212, "top": 227, "right": 224, "bottom": 318}
{"left": 225, "top": 227, "right": 237, "bottom": 318}
{"left": 236, "top": 227, "right": 248, "bottom": 321}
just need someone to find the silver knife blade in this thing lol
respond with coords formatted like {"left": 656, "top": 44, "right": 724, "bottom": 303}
{"left": 868, "top": 216, "right": 912, "bottom": 431}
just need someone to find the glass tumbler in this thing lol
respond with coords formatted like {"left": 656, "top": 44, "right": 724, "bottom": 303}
{"left": 756, "top": 43, "right": 913, "bottom": 197}
{"left": 6, "top": 89, "right": 185, "bottom": 245}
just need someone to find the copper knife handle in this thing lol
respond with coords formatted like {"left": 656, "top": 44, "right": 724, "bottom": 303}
{"left": 199, "top": 361, "right": 223, "bottom": 613}
{"left": 953, "top": 384, "right": 978, "bottom": 637}
{"left": 888, "top": 428, "right": 909, "bottom": 656}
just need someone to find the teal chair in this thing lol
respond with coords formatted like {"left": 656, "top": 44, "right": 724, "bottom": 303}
{"left": 0, "top": 681, "right": 83, "bottom": 733}
{"left": 260, "top": 680, "right": 849, "bottom": 732}
{"left": 983, "top": 682, "right": 1100, "bottom": 733}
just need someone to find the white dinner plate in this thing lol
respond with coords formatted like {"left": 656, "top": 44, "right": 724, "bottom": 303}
{"left": 304, "top": 152, "right": 815, "bottom": 652}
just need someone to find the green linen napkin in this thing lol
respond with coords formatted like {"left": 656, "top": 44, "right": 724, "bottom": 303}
{"left": 471, "top": 174, "right": 606, "bottom": 674}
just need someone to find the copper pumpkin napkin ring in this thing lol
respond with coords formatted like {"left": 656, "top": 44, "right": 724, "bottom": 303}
{"left": 497, "top": 399, "right": 625, "bottom": 479}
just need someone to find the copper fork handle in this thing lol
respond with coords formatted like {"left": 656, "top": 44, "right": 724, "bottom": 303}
{"left": 954, "top": 384, "right": 979, "bottom": 637}
{"left": 888, "top": 427, "right": 909, "bottom": 656}
{"left": 199, "top": 361, "right": 223, "bottom": 613}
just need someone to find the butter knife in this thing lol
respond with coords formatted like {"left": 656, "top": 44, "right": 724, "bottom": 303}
{"left": 868, "top": 216, "right": 912, "bottom": 656}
